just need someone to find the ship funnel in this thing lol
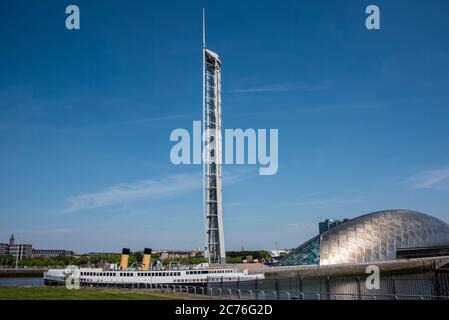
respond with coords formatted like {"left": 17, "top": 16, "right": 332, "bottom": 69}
{"left": 142, "top": 248, "right": 152, "bottom": 271}
{"left": 120, "top": 248, "right": 130, "bottom": 270}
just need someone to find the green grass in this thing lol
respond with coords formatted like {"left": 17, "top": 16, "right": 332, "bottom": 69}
{"left": 0, "top": 286, "right": 186, "bottom": 300}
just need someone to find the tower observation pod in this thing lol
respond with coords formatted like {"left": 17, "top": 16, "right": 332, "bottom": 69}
{"left": 202, "top": 10, "right": 226, "bottom": 264}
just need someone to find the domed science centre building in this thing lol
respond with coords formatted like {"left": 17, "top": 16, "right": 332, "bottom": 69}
{"left": 279, "top": 210, "right": 449, "bottom": 266}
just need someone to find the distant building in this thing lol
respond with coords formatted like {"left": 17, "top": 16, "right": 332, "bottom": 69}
{"left": 159, "top": 250, "right": 200, "bottom": 260}
{"left": 32, "top": 249, "right": 74, "bottom": 259}
{"left": 0, "top": 243, "right": 9, "bottom": 255}
{"left": 8, "top": 244, "right": 32, "bottom": 260}
{"left": 0, "top": 233, "right": 74, "bottom": 260}
{"left": 269, "top": 250, "right": 289, "bottom": 258}
{"left": 0, "top": 234, "right": 15, "bottom": 255}
{"left": 319, "top": 218, "right": 349, "bottom": 234}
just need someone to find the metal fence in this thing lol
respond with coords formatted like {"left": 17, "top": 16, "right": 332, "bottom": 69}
{"left": 81, "top": 271, "right": 449, "bottom": 300}
{"left": 207, "top": 271, "right": 449, "bottom": 299}
{"left": 116, "top": 283, "right": 449, "bottom": 300}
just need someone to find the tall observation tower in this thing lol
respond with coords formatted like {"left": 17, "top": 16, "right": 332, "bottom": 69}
{"left": 202, "top": 10, "right": 226, "bottom": 264}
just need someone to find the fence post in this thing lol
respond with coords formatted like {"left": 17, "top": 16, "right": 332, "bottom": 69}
{"left": 434, "top": 269, "right": 442, "bottom": 299}
{"left": 356, "top": 276, "right": 361, "bottom": 300}
{"left": 255, "top": 278, "right": 259, "bottom": 300}
{"left": 275, "top": 278, "right": 279, "bottom": 300}
{"left": 391, "top": 276, "right": 396, "bottom": 296}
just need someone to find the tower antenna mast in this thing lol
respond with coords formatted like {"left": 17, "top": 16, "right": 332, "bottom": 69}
{"left": 202, "top": 8, "right": 206, "bottom": 49}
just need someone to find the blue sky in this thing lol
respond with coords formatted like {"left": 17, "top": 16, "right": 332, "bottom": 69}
{"left": 1, "top": 0, "right": 449, "bottom": 253}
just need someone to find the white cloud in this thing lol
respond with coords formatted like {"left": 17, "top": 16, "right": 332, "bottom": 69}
{"left": 65, "top": 173, "right": 202, "bottom": 212}
{"left": 65, "top": 169, "right": 252, "bottom": 213}
{"left": 408, "top": 166, "right": 449, "bottom": 190}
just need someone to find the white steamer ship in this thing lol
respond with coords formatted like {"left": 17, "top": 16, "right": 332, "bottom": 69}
{"left": 44, "top": 248, "right": 264, "bottom": 287}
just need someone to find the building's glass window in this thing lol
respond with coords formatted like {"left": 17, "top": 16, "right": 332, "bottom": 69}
{"left": 279, "top": 235, "right": 321, "bottom": 266}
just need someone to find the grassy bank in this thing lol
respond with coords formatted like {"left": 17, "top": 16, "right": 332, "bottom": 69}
{"left": 0, "top": 287, "right": 187, "bottom": 300}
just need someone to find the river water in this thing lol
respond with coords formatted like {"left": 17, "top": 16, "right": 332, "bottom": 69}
{"left": 0, "top": 277, "right": 44, "bottom": 287}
